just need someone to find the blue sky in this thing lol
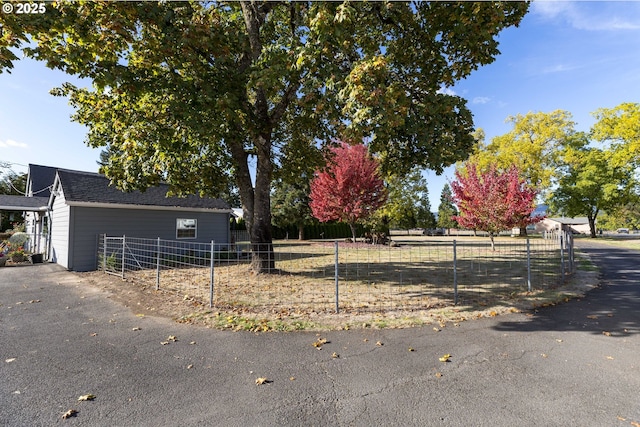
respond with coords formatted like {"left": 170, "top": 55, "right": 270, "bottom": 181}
{"left": 1, "top": 1, "right": 640, "bottom": 210}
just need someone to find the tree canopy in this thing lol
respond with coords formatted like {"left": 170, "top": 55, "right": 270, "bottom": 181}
{"left": 0, "top": 1, "right": 529, "bottom": 270}
{"left": 465, "top": 110, "right": 577, "bottom": 197}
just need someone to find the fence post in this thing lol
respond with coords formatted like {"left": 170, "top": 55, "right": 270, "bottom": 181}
{"left": 102, "top": 234, "right": 107, "bottom": 273}
{"left": 526, "top": 238, "right": 532, "bottom": 292}
{"left": 560, "top": 233, "right": 565, "bottom": 280}
{"left": 453, "top": 240, "right": 458, "bottom": 305}
{"left": 210, "top": 240, "right": 215, "bottom": 309}
{"left": 121, "top": 235, "right": 126, "bottom": 279}
{"left": 335, "top": 241, "right": 339, "bottom": 314}
{"left": 156, "top": 237, "right": 161, "bottom": 291}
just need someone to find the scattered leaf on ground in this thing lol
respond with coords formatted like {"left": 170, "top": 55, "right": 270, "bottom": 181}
{"left": 62, "top": 409, "right": 78, "bottom": 419}
{"left": 167, "top": 335, "right": 178, "bottom": 342}
{"left": 376, "top": 341, "right": 383, "bottom": 346}
{"left": 187, "top": 364, "right": 193, "bottom": 369}
{"left": 541, "top": 353, "right": 548, "bottom": 358}
{"left": 630, "top": 421, "right": 640, "bottom": 427}
{"left": 5, "top": 358, "right": 16, "bottom": 363}
{"left": 78, "top": 394, "right": 96, "bottom": 401}
{"left": 190, "top": 341, "right": 196, "bottom": 345}
{"left": 603, "top": 331, "right": 611, "bottom": 337}
{"left": 439, "top": 354, "right": 451, "bottom": 362}
{"left": 289, "top": 377, "right": 295, "bottom": 381}
{"left": 132, "top": 327, "right": 141, "bottom": 331}
{"left": 408, "top": 347, "right": 415, "bottom": 352}
{"left": 433, "top": 327, "right": 440, "bottom": 332}
{"left": 255, "top": 377, "right": 268, "bottom": 385}
{"left": 435, "top": 372, "right": 443, "bottom": 378}
{"left": 556, "top": 339, "right": 563, "bottom": 343}
{"left": 28, "top": 300, "right": 40, "bottom": 304}
{"left": 136, "top": 314, "right": 145, "bottom": 317}
{"left": 606, "top": 356, "right": 614, "bottom": 360}
{"left": 160, "top": 341, "right": 169, "bottom": 345}
{"left": 312, "top": 338, "right": 328, "bottom": 348}
{"left": 331, "top": 352, "right": 339, "bottom": 358}
{"left": 90, "top": 333, "right": 97, "bottom": 337}
{"left": 586, "top": 315, "right": 598, "bottom": 319}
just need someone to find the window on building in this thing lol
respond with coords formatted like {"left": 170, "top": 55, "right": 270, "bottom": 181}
{"left": 176, "top": 218, "right": 197, "bottom": 239}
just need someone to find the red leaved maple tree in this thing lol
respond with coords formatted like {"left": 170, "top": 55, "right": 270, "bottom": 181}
{"left": 451, "top": 163, "right": 544, "bottom": 249}
{"left": 309, "top": 142, "right": 387, "bottom": 241}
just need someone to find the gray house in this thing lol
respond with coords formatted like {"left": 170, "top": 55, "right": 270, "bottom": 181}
{"left": 12, "top": 164, "right": 231, "bottom": 271}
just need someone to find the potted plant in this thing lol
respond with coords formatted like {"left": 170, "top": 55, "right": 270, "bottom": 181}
{"left": 10, "top": 246, "right": 26, "bottom": 263}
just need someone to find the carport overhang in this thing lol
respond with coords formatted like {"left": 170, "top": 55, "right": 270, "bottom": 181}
{"left": 0, "top": 195, "right": 49, "bottom": 213}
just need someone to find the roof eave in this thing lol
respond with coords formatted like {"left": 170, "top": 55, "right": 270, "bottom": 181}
{"left": 65, "top": 201, "right": 231, "bottom": 214}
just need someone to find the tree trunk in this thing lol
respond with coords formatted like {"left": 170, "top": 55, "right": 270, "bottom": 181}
{"left": 519, "top": 226, "right": 528, "bottom": 237}
{"left": 250, "top": 135, "right": 275, "bottom": 272}
{"left": 349, "top": 222, "right": 357, "bottom": 242}
{"left": 297, "top": 223, "right": 304, "bottom": 240}
{"left": 489, "top": 233, "right": 496, "bottom": 251}
{"left": 588, "top": 215, "right": 597, "bottom": 238}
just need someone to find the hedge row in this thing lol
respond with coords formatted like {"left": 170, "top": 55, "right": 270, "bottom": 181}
{"left": 272, "top": 222, "right": 367, "bottom": 240}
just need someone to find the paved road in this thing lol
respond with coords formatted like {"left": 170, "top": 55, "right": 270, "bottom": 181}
{"left": 1, "top": 241, "right": 639, "bottom": 426}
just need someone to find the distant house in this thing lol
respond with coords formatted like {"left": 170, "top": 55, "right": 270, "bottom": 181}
{"left": 534, "top": 217, "right": 592, "bottom": 235}
{"left": 13, "top": 164, "right": 231, "bottom": 271}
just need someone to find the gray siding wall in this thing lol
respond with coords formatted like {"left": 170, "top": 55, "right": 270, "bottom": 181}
{"left": 69, "top": 206, "right": 229, "bottom": 271}
{"left": 50, "top": 194, "right": 71, "bottom": 268}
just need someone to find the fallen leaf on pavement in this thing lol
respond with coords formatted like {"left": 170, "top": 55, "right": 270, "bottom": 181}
{"left": 602, "top": 331, "right": 611, "bottom": 337}
{"left": 167, "top": 335, "right": 178, "bottom": 342}
{"left": 255, "top": 377, "right": 268, "bottom": 385}
{"left": 5, "top": 358, "right": 16, "bottom": 363}
{"left": 132, "top": 327, "right": 141, "bottom": 331}
{"left": 408, "top": 347, "right": 415, "bottom": 352}
{"left": 78, "top": 394, "right": 96, "bottom": 401}
{"left": 62, "top": 409, "right": 78, "bottom": 419}
{"left": 331, "top": 352, "right": 339, "bottom": 358}
{"left": 435, "top": 372, "right": 443, "bottom": 378}
{"left": 606, "top": 356, "right": 614, "bottom": 360}
{"left": 160, "top": 341, "right": 169, "bottom": 345}
{"left": 312, "top": 338, "right": 328, "bottom": 348}
{"left": 586, "top": 315, "right": 598, "bottom": 319}
{"left": 439, "top": 354, "right": 451, "bottom": 362}
{"left": 376, "top": 341, "right": 383, "bottom": 346}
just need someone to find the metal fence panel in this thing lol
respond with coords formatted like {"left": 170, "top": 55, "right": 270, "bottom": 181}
{"left": 96, "top": 233, "right": 574, "bottom": 314}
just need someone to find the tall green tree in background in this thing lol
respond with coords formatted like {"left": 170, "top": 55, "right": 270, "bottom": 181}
{"left": 591, "top": 102, "right": 640, "bottom": 167}
{"left": 271, "top": 179, "right": 314, "bottom": 240}
{"left": 0, "top": 1, "right": 528, "bottom": 271}
{"left": 437, "top": 183, "right": 458, "bottom": 235}
{"left": 549, "top": 137, "right": 637, "bottom": 238}
{"left": 376, "top": 169, "right": 435, "bottom": 231}
{"left": 467, "top": 110, "right": 577, "bottom": 196}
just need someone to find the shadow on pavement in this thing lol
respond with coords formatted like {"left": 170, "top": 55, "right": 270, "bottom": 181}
{"left": 492, "top": 241, "right": 640, "bottom": 337}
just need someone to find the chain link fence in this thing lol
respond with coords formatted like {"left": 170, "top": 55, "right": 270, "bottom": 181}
{"left": 97, "top": 232, "right": 574, "bottom": 314}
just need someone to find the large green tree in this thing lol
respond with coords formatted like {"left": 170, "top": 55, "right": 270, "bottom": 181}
{"left": 591, "top": 102, "right": 640, "bottom": 167}
{"left": 467, "top": 110, "right": 577, "bottom": 197}
{"left": 0, "top": 1, "right": 528, "bottom": 271}
{"left": 437, "top": 183, "right": 458, "bottom": 235}
{"left": 377, "top": 169, "right": 435, "bottom": 231}
{"left": 549, "top": 136, "right": 637, "bottom": 238}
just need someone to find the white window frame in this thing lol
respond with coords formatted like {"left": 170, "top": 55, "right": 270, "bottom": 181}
{"left": 176, "top": 218, "right": 197, "bottom": 239}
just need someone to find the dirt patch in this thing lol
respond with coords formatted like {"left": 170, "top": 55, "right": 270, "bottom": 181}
{"left": 78, "top": 254, "right": 599, "bottom": 332}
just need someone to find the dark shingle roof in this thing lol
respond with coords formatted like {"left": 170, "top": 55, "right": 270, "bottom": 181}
{"left": 27, "top": 164, "right": 58, "bottom": 198}
{"left": 57, "top": 169, "right": 230, "bottom": 211}
{"left": 0, "top": 195, "right": 49, "bottom": 211}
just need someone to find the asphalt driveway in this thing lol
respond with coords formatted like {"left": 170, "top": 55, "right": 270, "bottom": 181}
{"left": 1, "top": 240, "right": 639, "bottom": 426}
